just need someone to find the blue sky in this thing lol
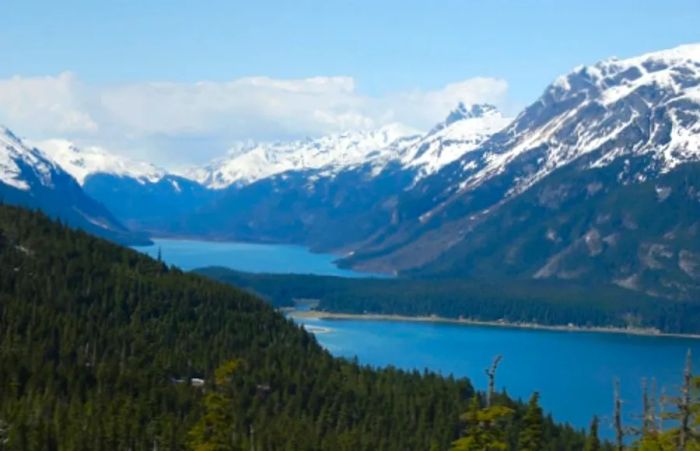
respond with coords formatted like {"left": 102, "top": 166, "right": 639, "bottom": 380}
{"left": 1, "top": 0, "right": 699, "bottom": 165}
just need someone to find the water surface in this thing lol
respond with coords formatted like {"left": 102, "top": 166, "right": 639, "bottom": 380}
{"left": 135, "top": 238, "right": 696, "bottom": 437}
{"left": 295, "top": 315, "right": 699, "bottom": 436}
{"left": 134, "top": 238, "right": 370, "bottom": 276}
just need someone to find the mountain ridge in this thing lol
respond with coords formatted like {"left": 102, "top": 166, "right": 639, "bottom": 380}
{"left": 339, "top": 42, "right": 700, "bottom": 300}
{"left": 0, "top": 127, "right": 150, "bottom": 245}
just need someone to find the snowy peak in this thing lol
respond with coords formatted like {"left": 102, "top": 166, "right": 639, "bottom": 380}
{"left": 401, "top": 103, "right": 511, "bottom": 178}
{"left": 442, "top": 43, "right": 700, "bottom": 201}
{"left": 432, "top": 103, "right": 500, "bottom": 133}
{"left": 0, "top": 126, "right": 59, "bottom": 191}
{"left": 32, "top": 139, "right": 166, "bottom": 186}
{"left": 189, "top": 105, "right": 511, "bottom": 190}
{"left": 189, "top": 124, "right": 421, "bottom": 189}
{"left": 550, "top": 42, "right": 700, "bottom": 104}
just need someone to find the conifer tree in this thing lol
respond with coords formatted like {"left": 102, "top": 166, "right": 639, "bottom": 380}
{"left": 584, "top": 416, "right": 601, "bottom": 451}
{"left": 188, "top": 359, "right": 242, "bottom": 451}
{"left": 518, "top": 392, "right": 544, "bottom": 451}
{"left": 451, "top": 396, "right": 513, "bottom": 451}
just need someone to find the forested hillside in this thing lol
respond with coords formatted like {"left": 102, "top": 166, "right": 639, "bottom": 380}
{"left": 0, "top": 204, "right": 588, "bottom": 450}
{"left": 198, "top": 268, "right": 700, "bottom": 334}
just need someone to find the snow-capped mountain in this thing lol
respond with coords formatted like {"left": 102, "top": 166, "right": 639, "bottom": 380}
{"left": 0, "top": 127, "right": 150, "bottom": 245}
{"left": 0, "top": 128, "right": 60, "bottom": 191}
{"left": 399, "top": 103, "right": 512, "bottom": 179}
{"left": 188, "top": 107, "right": 511, "bottom": 190}
{"left": 341, "top": 43, "right": 700, "bottom": 299}
{"left": 153, "top": 105, "right": 512, "bottom": 248}
{"left": 17, "top": 139, "right": 213, "bottom": 234}
{"left": 188, "top": 123, "right": 421, "bottom": 189}
{"left": 31, "top": 139, "right": 166, "bottom": 185}
{"left": 447, "top": 43, "right": 700, "bottom": 203}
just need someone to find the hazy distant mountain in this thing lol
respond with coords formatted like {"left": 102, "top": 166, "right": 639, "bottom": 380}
{"left": 31, "top": 139, "right": 216, "bottom": 234}
{"left": 53, "top": 109, "right": 508, "bottom": 244}
{"left": 0, "top": 128, "right": 149, "bottom": 245}
{"left": 186, "top": 123, "right": 421, "bottom": 189}
{"left": 32, "top": 139, "right": 166, "bottom": 185}
{"left": 165, "top": 104, "right": 511, "bottom": 248}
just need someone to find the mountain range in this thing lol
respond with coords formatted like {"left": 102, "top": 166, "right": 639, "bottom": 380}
{"left": 2, "top": 43, "right": 700, "bottom": 300}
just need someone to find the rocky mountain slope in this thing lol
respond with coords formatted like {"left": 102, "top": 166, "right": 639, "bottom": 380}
{"left": 341, "top": 43, "right": 700, "bottom": 299}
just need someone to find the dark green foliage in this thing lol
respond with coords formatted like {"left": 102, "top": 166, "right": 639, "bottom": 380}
{"left": 0, "top": 205, "right": 588, "bottom": 450}
{"left": 450, "top": 392, "right": 588, "bottom": 451}
{"left": 585, "top": 416, "right": 601, "bottom": 451}
{"left": 199, "top": 268, "right": 700, "bottom": 334}
{"left": 187, "top": 359, "right": 242, "bottom": 450}
{"left": 517, "top": 393, "right": 544, "bottom": 451}
{"left": 451, "top": 395, "right": 513, "bottom": 450}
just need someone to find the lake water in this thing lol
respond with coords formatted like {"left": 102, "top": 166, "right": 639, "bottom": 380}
{"left": 135, "top": 238, "right": 699, "bottom": 437}
{"left": 133, "top": 238, "right": 370, "bottom": 276}
{"left": 294, "top": 315, "right": 700, "bottom": 437}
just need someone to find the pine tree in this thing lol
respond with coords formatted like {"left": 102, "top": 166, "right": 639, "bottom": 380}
{"left": 451, "top": 396, "right": 513, "bottom": 451}
{"left": 188, "top": 359, "right": 242, "bottom": 451}
{"left": 584, "top": 416, "right": 600, "bottom": 451}
{"left": 518, "top": 392, "right": 544, "bottom": 451}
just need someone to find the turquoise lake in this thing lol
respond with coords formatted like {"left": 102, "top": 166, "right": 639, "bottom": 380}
{"left": 296, "top": 316, "right": 700, "bottom": 437}
{"left": 134, "top": 238, "right": 369, "bottom": 276}
{"left": 134, "top": 238, "right": 700, "bottom": 437}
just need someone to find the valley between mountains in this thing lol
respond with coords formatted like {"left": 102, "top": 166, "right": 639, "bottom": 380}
{"left": 3, "top": 43, "right": 700, "bottom": 327}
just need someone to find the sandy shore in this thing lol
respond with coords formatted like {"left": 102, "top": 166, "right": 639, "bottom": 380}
{"left": 290, "top": 310, "right": 700, "bottom": 340}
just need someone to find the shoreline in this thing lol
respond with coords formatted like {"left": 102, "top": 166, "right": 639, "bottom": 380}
{"left": 290, "top": 310, "right": 700, "bottom": 340}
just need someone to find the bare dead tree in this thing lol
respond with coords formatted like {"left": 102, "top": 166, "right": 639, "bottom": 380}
{"left": 659, "top": 384, "right": 667, "bottom": 434}
{"left": 614, "top": 378, "right": 624, "bottom": 451}
{"left": 651, "top": 378, "right": 661, "bottom": 434}
{"left": 641, "top": 377, "right": 656, "bottom": 436}
{"left": 485, "top": 355, "right": 503, "bottom": 408}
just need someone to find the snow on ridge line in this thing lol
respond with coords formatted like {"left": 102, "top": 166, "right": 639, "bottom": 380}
{"left": 30, "top": 139, "right": 166, "bottom": 186}
{"left": 450, "top": 43, "right": 700, "bottom": 205}
{"left": 187, "top": 123, "right": 424, "bottom": 189}
{"left": 3, "top": 99, "right": 511, "bottom": 192}
{"left": 402, "top": 106, "right": 512, "bottom": 179}
{"left": 553, "top": 42, "right": 700, "bottom": 96}
{"left": 0, "top": 126, "right": 58, "bottom": 191}
{"left": 188, "top": 105, "right": 513, "bottom": 190}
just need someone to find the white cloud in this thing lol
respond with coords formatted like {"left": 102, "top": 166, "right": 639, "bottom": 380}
{"left": 0, "top": 72, "right": 98, "bottom": 134}
{"left": 0, "top": 73, "right": 508, "bottom": 166}
{"left": 382, "top": 78, "right": 510, "bottom": 126}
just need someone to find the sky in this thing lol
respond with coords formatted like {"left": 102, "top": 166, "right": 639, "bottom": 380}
{"left": 1, "top": 0, "right": 699, "bottom": 167}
